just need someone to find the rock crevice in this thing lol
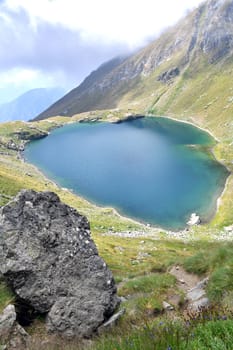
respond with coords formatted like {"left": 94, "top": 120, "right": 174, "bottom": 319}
{"left": 0, "top": 190, "right": 120, "bottom": 337}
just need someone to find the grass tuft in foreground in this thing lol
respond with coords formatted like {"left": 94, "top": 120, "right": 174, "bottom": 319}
{"left": 0, "top": 281, "right": 14, "bottom": 312}
{"left": 90, "top": 306, "right": 233, "bottom": 350}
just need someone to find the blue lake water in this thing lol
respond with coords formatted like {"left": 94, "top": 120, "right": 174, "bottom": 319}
{"left": 25, "top": 117, "right": 228, "bottom": 229}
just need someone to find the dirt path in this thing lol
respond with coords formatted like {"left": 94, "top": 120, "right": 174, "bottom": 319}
{"left": 168, "top": 266, "right": 209, "bottom": 311}
{"left": 169, "top": 265, "right": 200, "bottom": 292}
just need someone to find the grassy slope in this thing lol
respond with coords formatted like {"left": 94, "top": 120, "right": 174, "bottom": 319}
{"left": 0, "top": 62, "right": 233, "bottom": 349}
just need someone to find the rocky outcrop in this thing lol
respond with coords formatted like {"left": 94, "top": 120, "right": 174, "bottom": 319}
{"left": 0, "top": 304, "right": 29, "bottom": 349}
{"left": 0, "top": 128, "right": 48, "bottom": 153}
{"left": 35, "top": 57, "right": 127, "bottom": 119}
{"left": 13, "top": 129, "right": 48, "bottom": 141}
{"left": 0, "top": 190, "right": 120, "bottom": 338}
{"left": 200, "top": 0, "right": 233, "bottom": 62}
{"left": 35, "top": 0, "right": 233, "bottom": 120}
{"left": 114, "top": 114, "right": 144, "bottom": 124}
{"left": 187, "top": 278, "right": 209, "bottom": 311}
{"left": 2, "top": 139, "right": 25, "bottom": 152}
{"left": 157, "top": 67, "right": 180, "bottom": 83}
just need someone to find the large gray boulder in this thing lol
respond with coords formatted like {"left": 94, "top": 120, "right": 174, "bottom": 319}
{"left": 0, "top": 190, "right": 120, "bottom": 337}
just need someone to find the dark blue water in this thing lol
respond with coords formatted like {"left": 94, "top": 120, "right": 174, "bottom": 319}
{"left": 25, "top": 117, "right": 228, "bottom": 229}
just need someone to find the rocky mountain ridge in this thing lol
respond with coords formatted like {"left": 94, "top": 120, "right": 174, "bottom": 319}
{"left": 35, "top": 57, "right": 126, "bottom": 120}
{"left": 36, "top": 0, "right": 233, "bottom": 121}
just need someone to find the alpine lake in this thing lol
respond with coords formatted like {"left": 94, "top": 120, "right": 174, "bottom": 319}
{"left": 25, "top": 117, "right": 229, "bottom": 230}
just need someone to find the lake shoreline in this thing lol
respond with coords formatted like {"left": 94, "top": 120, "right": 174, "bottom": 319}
{"left": 156, "top": 114, "right": 231, "bottom": 222}
{"left": 156, "top": 115, "right": 220, "bottom": 143}
{"left": 23, "top": 113, "right": 230, "bottom": 233}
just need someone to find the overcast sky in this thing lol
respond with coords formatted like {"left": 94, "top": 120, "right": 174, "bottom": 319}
{"left": 0, "top": 0, "right": 204, "bottom": 103}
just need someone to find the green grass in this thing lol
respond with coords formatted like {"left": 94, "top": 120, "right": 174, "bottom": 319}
{"left": 182, "top": 319, "right": 233, "bottom": 350}
{"left": 25, "top": 311, "right": 233, "bottom": 350}
{"left": 207, "top": 267, "right": 233, "bottom": 303}
{"left": 89, "top": 313, "right": 233, "bottom": 350}
{"left": 0, "top": 173, "right": 23, "bottom": 205}
{"left": 119, "top": 273, "right": 175, "bottom": 295}
{"left": 0, "top": 281, "right": 14, "bottom": 313}
{"left": 184, "top": 251, "right": 210, "bottom": 275}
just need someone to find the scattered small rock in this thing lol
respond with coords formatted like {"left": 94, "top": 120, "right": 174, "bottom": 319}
{"left": 98, "top": 308, "right": 125, "bottom": 333}
{"left": 137, "top": 251, "right": 151, "bottom": 260}
{"left": 103, "top": 231, "right": 156, "bottom": 238}
{"left": 162, "top": 301, "right": 174, "bottom": 311}
{"left": 120, "top": 296, "right": 127, "bottom": 303}
{"left": 115, "top": 246, "right": 124, "bottom": 253}
{"left": 190, "top": 297, "right": 209, "bottom": 311}
{"left": 0, "top": 304, "right": 29, "bottom": 349}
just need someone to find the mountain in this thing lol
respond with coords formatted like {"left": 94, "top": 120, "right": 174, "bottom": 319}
{"left": 0, "top": 88, "right": 65, "bottom": 122}
{"left": 35, "top": 0, "right": 233, "bottom": 140}
{"left": 35, "top": 57, "right": 127, "bottom": 120}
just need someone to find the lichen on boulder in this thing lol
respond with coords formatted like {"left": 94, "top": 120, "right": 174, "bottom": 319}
{"left": 0, "top": 190, "right": 120, "bottom": 338}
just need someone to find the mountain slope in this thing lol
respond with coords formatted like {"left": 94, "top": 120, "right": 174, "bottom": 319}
{"left": 35, "top": 57, "right": 127, "bottom": 120}
{"left": 0, "top": 88, "right": 65, "bottom": 122}
{"left": 35, "top": 0, "right": 233, "bottom": 141}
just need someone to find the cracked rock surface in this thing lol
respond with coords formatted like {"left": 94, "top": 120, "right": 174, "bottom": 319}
{"left": 0, "top": 190, "right": 120, "bottom": 337}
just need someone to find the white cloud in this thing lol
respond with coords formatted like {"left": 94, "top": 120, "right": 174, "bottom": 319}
{"left": 1, "top": 67, "right": 64, "bottom": 90}
{"left": 0, "top": 0, "right": 205, "bottom": 100}
{"left": 5, "top": 0, "right": 204, "bottom": 47}
{"left": 0, "top": 69, "right": 39, "bottom": 103}
{"left": 0, "top": 68, "right": 39, "bottom": 85}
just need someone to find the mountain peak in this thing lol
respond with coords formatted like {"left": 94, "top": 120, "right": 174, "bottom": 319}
{"left": 35, "top": 0, "right": 233, "bottom": 124}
